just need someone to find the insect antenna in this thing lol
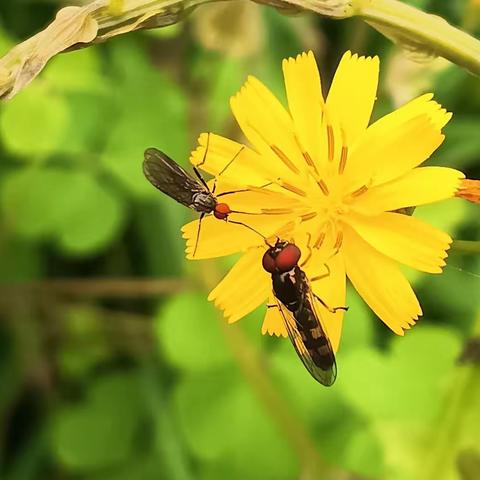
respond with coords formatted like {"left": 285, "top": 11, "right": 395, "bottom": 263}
{"left": 226, "top": 219, "right": 272, "bottom": 247}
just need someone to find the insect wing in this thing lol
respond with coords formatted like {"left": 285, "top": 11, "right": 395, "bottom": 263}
{"left": 274, "top": 290, "right": 336, "bottom": 386}
{"left": 143, "top": 148, "right": 206, "bottom": 208}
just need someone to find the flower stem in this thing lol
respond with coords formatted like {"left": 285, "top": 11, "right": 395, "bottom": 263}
{"left": 451, "top": 240, "right": 480, "bottom": 254}
{"left": 359, "top": 0, "right": 480, "bottom": 76}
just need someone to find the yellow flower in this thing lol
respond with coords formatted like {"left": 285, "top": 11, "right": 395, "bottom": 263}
{"left": 182, "top": 51, "right": 465, "bottom": 352}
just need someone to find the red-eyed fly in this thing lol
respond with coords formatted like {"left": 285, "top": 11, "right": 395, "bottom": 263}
{"left": 143, "top": 137, "right": 265, "bottom": 256}
{"left": 262, "top": 240, "right": 346, "bottom": 386}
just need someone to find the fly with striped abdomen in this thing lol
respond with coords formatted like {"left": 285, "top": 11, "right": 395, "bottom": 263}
{"left": 262, "top": 240, "right": 347, "bottom": 386}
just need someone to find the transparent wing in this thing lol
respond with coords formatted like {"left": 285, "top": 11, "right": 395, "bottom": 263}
{"left": 143, "top": 148, "right": 206, "bottom": 209}
{"left": 275, "top": 289, "right": 337, "bottom": 387}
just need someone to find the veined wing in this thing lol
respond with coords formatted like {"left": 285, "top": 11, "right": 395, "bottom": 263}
{"left": 274, "top": 293, "right": 337, "bottom": 387}
{"left": 143, "top": 148, "right": 207, "bottom": 208}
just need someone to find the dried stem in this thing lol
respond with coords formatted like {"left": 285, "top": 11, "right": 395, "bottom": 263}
{"left": 1, "top": 0, "right": 480, "bottom": 99}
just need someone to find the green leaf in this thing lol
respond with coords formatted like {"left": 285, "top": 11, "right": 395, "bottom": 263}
{"left": 173, "top": 370, "right": 240, "bottom": 461}
{"left": 0, "top": 235, "right": 41, "bottom": 282}
{"left": 58, "top": 92, "right": 114, "bottom": 157}
{"left": 1, "top": 168, "right": 125, "bottom": 254}
{"left": 101, "top": 41, "right": 188, "bottom": 196}
{"left": 55, "top": 174, "right": 125, "bottom": 255}
{"left": 270, "top": 339, "right": 346, "bottom": 424}
{"left": 338, "top": 285, "right": 375, "bottom": 353}
{"left": 438, "top": 117, "right": 480, "bottom": 169}
{"left": 52, "top": 373, "right": 145, "bottom": 471}
{"left": 338, "top": 325, "right": 461, "bottom": 423}
{"left": 1, "top": 168, "right": 78, "bottom": 238}
{"left": 206, "top": 57, "right": 243, "bottom": 131}
{"left": 0, "top": 84, "right": 69, "bottom": 158}
{"left": 173, "top": 370, "right": 298, "bottom": 479}
{"left": 155, "top": 293, "right": 232, "bottom": 372}
{"left": 43, "top": 47, "right": 106, "bottom": 93}
{"left": 342, "top": 428, "right": 385, "bottom": 478}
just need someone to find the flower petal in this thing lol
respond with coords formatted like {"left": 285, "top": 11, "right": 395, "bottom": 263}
{"left": 345, "top": 115, "right": 446, "bottom": 191}
{"left": 209, "top": 247, "right": 270, "bottom": 323}
{"left": 352, "top": 166, "right": 465, "bottom": 215}
{"left": 345, "top": 211, "right": 452, "bottom": 274}
{"left": 342, "top": 223, "right": 422, "bottom": 335}
{"left": 190, "top": 133, "right": 272, "bottom": 185}
{"left": 282, "top": 51, "right": 326, "bottom": 172}
{"left": 307, "top": 251, "right": 346, "bottom": 353}
{"left": 326, "top": 51, "right": 379, "bottom": 144}
{"left": 230, "top": 76, "right": 306, "bottom": 179}
{"left": 368, "top": 93, "right": 451, "bottom": 132}
{"left": 262, "top": 297, "right": 288, "bottom": 337}
{"left": 182, "top": 210, "right": 296, "bottom": 259}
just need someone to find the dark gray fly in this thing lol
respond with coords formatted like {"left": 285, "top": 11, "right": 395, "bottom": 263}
{"left": 143, "top": 144, "right": 267, "bottom": 256}
{"left": 143, "top": 148, "right": 217, "bottom": 214}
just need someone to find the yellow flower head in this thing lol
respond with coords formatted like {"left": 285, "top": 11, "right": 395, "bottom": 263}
{"left": 182, "top": 51, "right": 465, "bottom": 352}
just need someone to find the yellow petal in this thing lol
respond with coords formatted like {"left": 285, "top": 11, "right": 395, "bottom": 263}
{"left": 342, "top": 223, "right": 422, "bottom": 335}
{"left": 326, "top": 51, "right": 379, "bottom": 145}
{"left": 306, "top": 251, "right": 346, "bottom": 353}
{"left": 182, "top": 210, "right": 297, "bottom": 259}
{"left": 352, "top": 167, "right": 465, "bottom": 215}
{"left": 209, "top": 247, "right": 270, "bottom": 323}
{"left": 282, "top": 51, "right": 326, "bottom": 172}
{"left": 345, "top": 211, "right": 452, "bottom": 274}
{"left": 190, "top": 133, "right": 272, "bottom": 185}
{"left": 367, "top": 93, "right": 451, "bottom": 133}
{"left": 230, "top": 76, "right": 306, "bottom": 179}
{"left": 262, "top": 297, "right": 288, "bottom": 337}
{"left": 346, "top": 115, "right": 445, "bottom": 190}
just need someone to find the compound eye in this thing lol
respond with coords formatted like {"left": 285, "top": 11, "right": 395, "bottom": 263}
{"left": 262, "top": 250, "right": 277, "bottom": 273}
{"left": 275, "top": 244, "right": 301, "bottom": 272}
{"left": 214, "top": 202, "right": 231, "bottom": 220}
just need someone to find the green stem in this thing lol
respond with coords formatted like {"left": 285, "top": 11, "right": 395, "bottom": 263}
{"left": 360, "top": 0, "right": 480, "bottom": 76}
{"left": 451, "top": 240, "right": 480, "bottom": 254}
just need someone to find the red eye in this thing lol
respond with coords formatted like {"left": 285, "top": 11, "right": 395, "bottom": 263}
{"left": 214, "top": 203, "right": 231, "bottom": 220}
{"left": 275, "top": 244, "right": 301, "bottom": 272}
{"left": 262, "top": 250, "right": 276, "bottom": 273}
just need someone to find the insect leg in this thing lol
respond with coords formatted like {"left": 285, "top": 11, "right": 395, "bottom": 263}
{"left": 216, "top": 181, "right": 274, "bottom": 198}
{"left": 192, "top": 212, "right": 205, "bottom": 258}
{"left": 313, "top": 292, "right": 348, "bottom": 314}
{"left": 193, "top": 133, "right": 212, "bottom": 191}
{"left": 211, "top": 145, "right": 246, "bottom": 195}
{"left": 193, "top": 166, "right": 210, "bottom": 192}
{"left": 300, "top": 233, "right": 313, "bottom": 267}
{"left": 196, "top": 132, "right": 210, "bottom": 168}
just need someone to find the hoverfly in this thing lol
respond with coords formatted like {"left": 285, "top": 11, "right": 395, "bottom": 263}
{"left": 262, "top": 240, "right": 346, "bottom": 386}
{"left": 143, "top": 137, "right": 266, "bottom": 256}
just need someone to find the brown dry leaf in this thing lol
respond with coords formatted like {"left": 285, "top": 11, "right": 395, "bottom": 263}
{"left": 0, "top": 5, "right": 99, "bottom": 99}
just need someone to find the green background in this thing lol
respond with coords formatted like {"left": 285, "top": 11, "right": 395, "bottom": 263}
{"left": 0, "top": 1, "right": 479, "bottom": 479}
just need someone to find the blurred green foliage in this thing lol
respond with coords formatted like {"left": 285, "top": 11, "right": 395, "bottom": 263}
{"left": 0, "top": 1, "right": 479, "bottom": 479}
